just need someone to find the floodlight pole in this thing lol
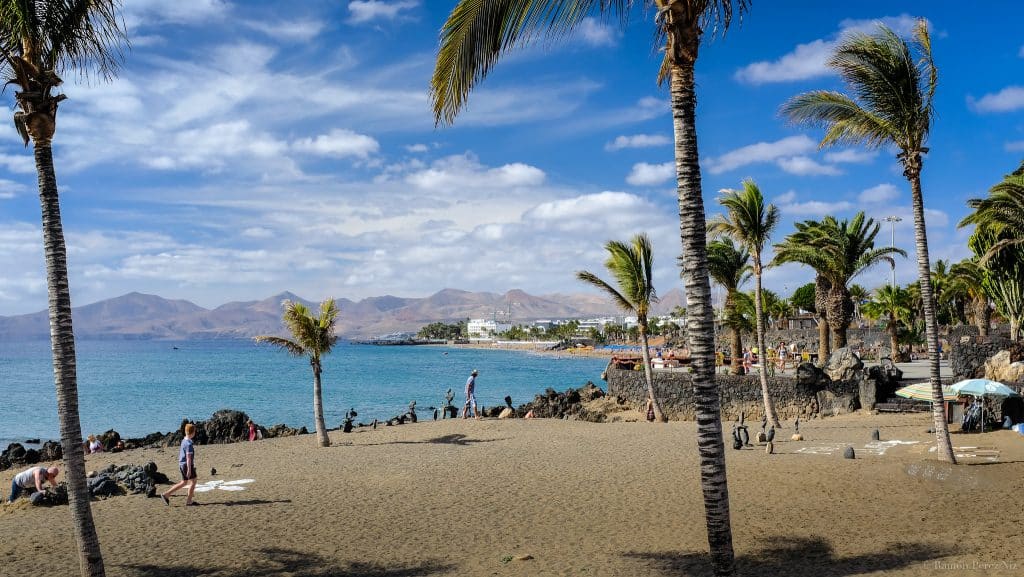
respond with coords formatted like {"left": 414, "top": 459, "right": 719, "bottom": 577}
{"left": 884, "top": 216, "right": 902, "bottom": 287}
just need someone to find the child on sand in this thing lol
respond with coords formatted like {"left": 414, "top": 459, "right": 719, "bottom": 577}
{"left": 161, "top": 423, "right": 198, "bottom": 506}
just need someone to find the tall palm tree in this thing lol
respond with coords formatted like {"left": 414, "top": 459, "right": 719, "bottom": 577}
{"left": 578, "top": 234, "right": 666, "bottom": 422}
{"left": 782, "top": 19, "right": 955, "bottom": 463}
{"left": 704, "top": 238, "right": 751, "bottom": 375}
{"left": 431, "top": 2, "right": 747, "bottom": 572}
{"left": 0, "top": 3, "right": 126, "bottom": 575}
{"left": 773, "top": 213, "right": 904, "bottom": 349}
{"left": 708, "top": 179, "right": 781, "bottom": 426}
{"left": 861, "top": 285, "right": 913, "bottom": 360}
{"left": 255, "top": 299, "right": 340, "bottom": 447}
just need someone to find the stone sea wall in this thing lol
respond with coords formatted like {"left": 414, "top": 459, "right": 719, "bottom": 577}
{"left": 607, "top": 367, "right": 864, "bottom": 421}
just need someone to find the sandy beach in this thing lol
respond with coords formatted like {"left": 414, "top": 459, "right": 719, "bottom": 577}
{"left": 2, "top": 412, "right": 1023, "bottom": 576}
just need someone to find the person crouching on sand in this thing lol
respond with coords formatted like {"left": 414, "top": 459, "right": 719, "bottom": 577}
{"left": 7, "top": 466, "right": 58, "bottom": 503}
{"left": 462, "top": 369, "right": 480, "bottom": 420}
{"left": 162, "top": 423, "right": 198, "bottom": 506}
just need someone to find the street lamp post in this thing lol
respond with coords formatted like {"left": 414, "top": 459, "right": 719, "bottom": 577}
{"left": 884, "top": 215, "right": 902, "bottom": 287}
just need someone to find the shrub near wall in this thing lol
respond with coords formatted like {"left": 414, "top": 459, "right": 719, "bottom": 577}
{"left": 607, "top": 368, "right": 861, "bottom": 421}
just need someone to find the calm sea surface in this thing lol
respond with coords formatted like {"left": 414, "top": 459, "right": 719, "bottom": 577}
{"left": 0, "top": 340, "right": 606, "bottom": 446}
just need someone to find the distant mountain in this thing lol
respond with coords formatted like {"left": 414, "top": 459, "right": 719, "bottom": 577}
{"left": 0, "top": 288, "right": 641, "bottom": 340}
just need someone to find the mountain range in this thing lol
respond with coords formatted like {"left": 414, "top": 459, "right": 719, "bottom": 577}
{"left": 0, "top": 288, "right": 687, "bottom": 340}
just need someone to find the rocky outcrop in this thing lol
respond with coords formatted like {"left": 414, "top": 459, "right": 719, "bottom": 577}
{"left": 38, "top": 441, "right": 63, "bottom": 462}
{"left": 1, "top": 443, "right": 40, "bottom": 471}
{"left": 983, "top": 349, "right": 1024, "bottom": 385}
{"left": 824, "top": 348, "right": 864, "bottom": 382}
{"left": 516, "top": 383, "right": 607, "bottom": 422}
{"left": 123, "top": 410, "right": 307, "bottom": 449}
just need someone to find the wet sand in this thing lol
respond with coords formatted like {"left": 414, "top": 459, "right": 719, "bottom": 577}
{"left": 2, "top": 411, "right": 1022, "bottom": 576}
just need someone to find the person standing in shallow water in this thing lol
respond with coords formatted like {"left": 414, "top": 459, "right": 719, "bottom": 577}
{"left": 162, "top": 423, "right": 198, "bottom": 506}
{"left": 462, "top": 369, "right": 480, "bottom": 420}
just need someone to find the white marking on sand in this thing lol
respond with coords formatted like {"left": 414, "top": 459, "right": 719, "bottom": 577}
{"left": 193, "top": 479, "right": 253, "bottom": 493}
{"left": 862, "top": 440, "right": 919, "bottom": 456}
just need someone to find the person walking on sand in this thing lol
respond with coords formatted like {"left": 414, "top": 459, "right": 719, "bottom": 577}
{"left": 461, "top": 369, "right": 480, "bottom": 420}
{"left": 7, "top": 466, "right": 58, "bottom": 503}
{"left": 162, "top": 423, "right": 199, "bottom": 506}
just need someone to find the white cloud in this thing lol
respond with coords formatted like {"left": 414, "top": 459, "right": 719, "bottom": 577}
{"left": 1019, "top": 46, "right": 1024, "bottom": 58}
{"left": 605, "top": 134, "right": 671, "bottom": 151}
{"left": 775, "top": 190, "right": 797, "bottom": 204}
{"left": 824, "top": 149, "right": 878, "bottom": 164}
{"left": 0, "top": 152, "right": 36, "bottom": 174}
{"left": 859, "top": 183, "right": 900, "bottom": 204}
{"left": 1005, "top": 141, "right": 1024, "bottom": 152}
{"left": 124, "top": 0, "right": 228, "bottom": 27}
{"left": 626, "top": 162, "right": 674, "bottom": 186}
{"left": 705, "top": 135, "right": 816, "bottom": 174}
{"left": 735, "top": 14, "right": 923, "bottom": 85}
{"left": 292, "top": 129, "right": 380, "bottom": 159}
{"left": 245, "top": 19, "right": 325, "bottom": 42}
{"left": 578, "top": 17, "right": 618, "bottom": 47}
{"left": 347, "top": 0, "right": 419, "bottom": 25}
{"left": 780, "top": 199, "right": 854, "bottom": 215}
{"left": 776, "top": 156, "right": 842, "bottom": 176}
{"left": 734, "top": 39, "right": 832, "bottom": 84}
{"left": 968, "top": 86, "right": 1024, "bottom": 113}
{"left": 775, "top": 191, "right": 852, "bottom": 215}
{"left": 406, "top": 144, "right": 429, "bottom": 153}
{"left": 404, "top": 153, "right": 545, "bottom": 192}
{"left": 0, "top": 179, "right": 28, "bottom": 199}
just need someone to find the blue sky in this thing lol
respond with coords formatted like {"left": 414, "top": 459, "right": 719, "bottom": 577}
{"left": 1, "top": 0, "right": 1022, "bottom": 316}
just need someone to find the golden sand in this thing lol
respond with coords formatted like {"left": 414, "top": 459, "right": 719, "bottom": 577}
{"left": 2, "top": 412, "right": 1023, "bottom": 576}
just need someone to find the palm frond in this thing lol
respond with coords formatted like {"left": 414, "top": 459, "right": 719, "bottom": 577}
{"left": 254, "top": 335, "right": 305, "bottom": 357}
{"left": 577, "top": 270, "right": 634, "bottom": 313}
{"left": 432, "top": 0, "right": 626, "bottom": 126}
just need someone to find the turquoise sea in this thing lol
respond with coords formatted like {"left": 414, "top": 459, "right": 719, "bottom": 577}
{"left": 0, "top": 340, "right": 607, "bottom": 446}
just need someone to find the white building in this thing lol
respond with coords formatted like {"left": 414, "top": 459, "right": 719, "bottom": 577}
{"left": 467, "top": 318, "right": 512, "bottom": 341}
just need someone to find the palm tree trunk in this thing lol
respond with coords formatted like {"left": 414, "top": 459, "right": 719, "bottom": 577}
{"left": 753, "top": 261, "right": 780, "bottom": 426}
{"left": 639, "top": 324, "right": 667, "bottom": 422}
{"left": 35, "top": 142, "right": 106, "bottom": 577}
{"left": 312, "top": 361, "right": 329, "bottom": 447}
{"left": 974, "top": 298, "right": 990, "bottom": 337}
{"left": 730, "top": 326, "right": 743, "bottom": 376}
{"left": 815, "top": 275, "right": 831, "bottom": 365}
{"left": 671, "top": 57, "right": 735, "bottom": 576}
{"left": 888, "top": 318, "right": 900, "bottom": 360}
{"left": 908, "top": 172, "right": 956, "bottom": 463}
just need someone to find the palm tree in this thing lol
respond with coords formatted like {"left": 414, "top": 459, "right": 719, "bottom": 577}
{"left": 578, "top": 234, "right": 666, "bottom": 422}
{"left": 704, "top": 238, "right": 751, "bottom": 375}
{"left": 948, "top": 261, "right": 990, "bottom": 337}
{"left": 431, "top": 2, "right": 747, "bottom": 572}
{"left": 782, "top": 19, "right": 956, "bottom": 463}
{"left": 848, "top": 283, "right": 868, "bottom": 324}
{"left": 255, "top": 299, "right": 340, "bottom": 447}
{"left": 773, "top": 213, "right": 904, "bottom": 349}
{"left": 960, "top": 162, "right": 1024, "bottom": 262}
{"left": 0, "top": 3, "right": 127, "bottom": 575}
{"left": 708, "top": 179, "right": 781, "bottom": 426}
{"left": 761, "top": 289, "right": 793, "bottom": 329}
{"left": 861, "top": 285, "right": 913, "bottom": 360}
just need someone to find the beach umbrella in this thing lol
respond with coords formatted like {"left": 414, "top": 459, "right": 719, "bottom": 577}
{"left": 895, "top": 382, "right": 957, "bottom": 402}
{"left": 949, "top": 379, "right": 1021, "bottom": 433}
{"left": 949, "top": 379, "right": 1021, "bottom": 398}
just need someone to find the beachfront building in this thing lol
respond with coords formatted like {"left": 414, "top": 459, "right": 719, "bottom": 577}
{"left": 576, "top": 317, "right": 619, "bottom": 335}
{"left": 467, "top": 318, "right": 512, "bottom": 342}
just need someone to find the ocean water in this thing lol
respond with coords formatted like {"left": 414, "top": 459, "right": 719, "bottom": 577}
{"left": 0, "top": 340, "right": 607, "bottom": 446}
